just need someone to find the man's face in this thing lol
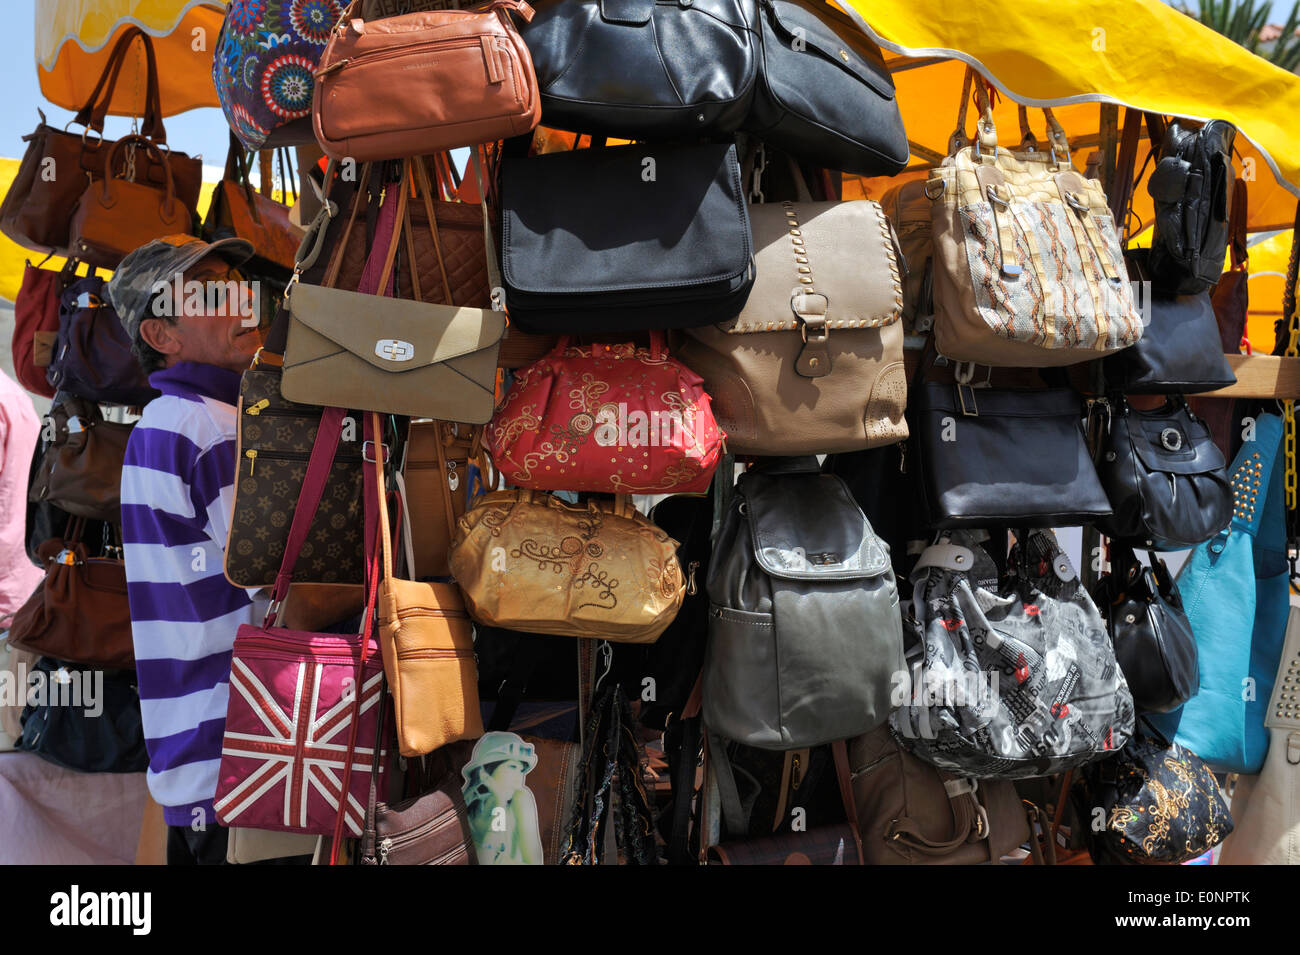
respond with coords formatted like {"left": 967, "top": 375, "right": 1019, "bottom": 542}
{"left": 146, "top": 256, "right": 262, "bottom": 373}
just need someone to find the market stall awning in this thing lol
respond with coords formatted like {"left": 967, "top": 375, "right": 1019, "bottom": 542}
{"left": 36, "top": 0, "right": 229, "bottom": 117}
{"left": 839, "top": 0, "right": 1300, "bottom": 231}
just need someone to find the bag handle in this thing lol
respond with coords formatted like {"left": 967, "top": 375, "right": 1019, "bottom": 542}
{"left": 74, "top": 27, "right": 166, "bottom": 141}
{"left": 265, "top": 406, "right": 347, "bottom": 621}
{"left": 972, "top": 82, "right": 1071, "bottom": 167}
{"left": 1228, "top": 176, "right": 1249, "bottom": 271}
{"left": 327, "top": 193, "right": 406, "bottom": 864}
{"left": 100, "top": 134, "right": 178, "bottom": 217}
{"left": 1109, "top": 108, "right": 1145, "bottom": 243}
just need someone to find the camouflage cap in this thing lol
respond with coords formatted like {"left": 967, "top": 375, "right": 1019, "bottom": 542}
{"left": 106, "top": 234, "right": 256, "bottom": 341}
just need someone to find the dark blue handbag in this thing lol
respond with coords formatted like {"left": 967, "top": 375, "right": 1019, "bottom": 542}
{"left": 1147, "top": 412, "right": 1290, "bottom": 773}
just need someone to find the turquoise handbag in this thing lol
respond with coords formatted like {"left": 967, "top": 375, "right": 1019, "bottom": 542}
{"left": 1147, "top": 412, "right": 1289, "bottom": 773}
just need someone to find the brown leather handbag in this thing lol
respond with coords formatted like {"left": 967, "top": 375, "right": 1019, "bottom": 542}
{"left": 312, "top": 0, "right": 541, "bottom": 161}
{"left": 28, "top": 398, "right": 133, "bottom": 525}
{"left": 402, "top": 421, "right": 488, "bottom": 580}
{"left": 68, "top": 135, "right": 192, "bottom": 268}
{"left": 675, "top": 199, "right": 908, "bottom": 455}
{"left": 848, "top": 724, "right": 1030, "bottom": 865}
{"left": 8, "top": 522, "right": 135, "bottom": 670}
{"left": 368, "top": 413, "right": 483, "bottom": 758}
{"left": 0, "top": 28, "right": 201, "bottom": 257}
{"left": 204, "top": 133, "right": 305, "bottom": 276}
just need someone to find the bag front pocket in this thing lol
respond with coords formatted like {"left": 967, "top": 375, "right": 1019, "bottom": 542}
{"left": 702, "top": 604, "right": 781, "bottom": 748}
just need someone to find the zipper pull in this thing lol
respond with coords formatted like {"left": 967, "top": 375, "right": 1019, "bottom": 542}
{"left": 379, "top": 838, "right": 392, "bottom": 865}
{"left": 314, "top": 58, "right": 350, "bottom": 79}
{"left": 245, "top": 449, "right": 257, "bottom": 476}
{"left": 898, "top": 441, "right": 907, "bottom": 474}
{"left": 790, "top": 754, "right": 802, "bottom": 791}
{"left": 246, "top": 399, "right": 270, "bottom": 416}
{"left": 686, "top": 560, "right": 699, "bottom": 596}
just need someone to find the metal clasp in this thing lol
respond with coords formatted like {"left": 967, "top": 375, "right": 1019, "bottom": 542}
{"left": 361, "top": 441, "right": 390, "bottom": 464}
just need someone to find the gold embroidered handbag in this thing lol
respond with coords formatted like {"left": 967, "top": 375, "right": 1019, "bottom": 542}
{"left": 447, "top": 490, "right": 685, "bottom": 643}
{"left": 928, "top": 81, "right": 1143, "bottom": 367}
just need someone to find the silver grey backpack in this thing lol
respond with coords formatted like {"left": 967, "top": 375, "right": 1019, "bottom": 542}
{"left": 891, "top": 529, "right": 1135, "bottom": 778}
{"left": 704, "top": 459, "right": 905, "bottom": 748}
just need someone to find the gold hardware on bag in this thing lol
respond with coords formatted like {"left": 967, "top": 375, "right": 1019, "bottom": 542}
{"left": 246, "top": 399, "right": 270, "bottom": 415}
{"left": 245, "top": 449, "right": 257, "bottom": 475}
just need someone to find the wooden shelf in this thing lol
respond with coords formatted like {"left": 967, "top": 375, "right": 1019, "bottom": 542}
{"left": 1194, "top": 354, "right": 1300, "bottom": 399}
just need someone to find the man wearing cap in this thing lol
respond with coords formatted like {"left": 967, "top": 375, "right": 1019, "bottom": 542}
{"left": 112, "top": 235, "right": 266, "bottom": 865}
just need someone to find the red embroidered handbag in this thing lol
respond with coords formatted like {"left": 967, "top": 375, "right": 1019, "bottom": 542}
{"left": 485, "top": 334, "right": 725, "bottom": 494}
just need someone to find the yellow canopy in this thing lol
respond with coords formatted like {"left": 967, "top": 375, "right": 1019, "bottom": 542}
{"left": 838, "top": 0, "right": 1300, "bottom": 231}
{"left": 36, "top": 0, "right": 228, "bottom": 117}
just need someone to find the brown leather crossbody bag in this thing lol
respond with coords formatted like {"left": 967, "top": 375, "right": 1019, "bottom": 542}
{"left": 313, "top": 0, "right": 540, "bottom": 162}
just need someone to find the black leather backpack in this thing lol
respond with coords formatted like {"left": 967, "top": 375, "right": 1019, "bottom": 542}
{"left": 1146, "top": 119, "right": 1236, "bottom": 295}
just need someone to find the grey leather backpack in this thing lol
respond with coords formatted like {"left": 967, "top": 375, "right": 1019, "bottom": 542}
{"left": 703, "top": 459, "right": 905, "bottom": 749}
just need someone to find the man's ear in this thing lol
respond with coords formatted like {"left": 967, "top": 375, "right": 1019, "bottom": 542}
{"left": 139, "top": 317, "right": 182, "bottom": 358}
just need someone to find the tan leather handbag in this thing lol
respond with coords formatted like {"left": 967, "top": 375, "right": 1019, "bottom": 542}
{"left": 448, "top": 490, "right": 685, "bottom": 643}
{"left": 313, "top": 0, "right": 541, "bottom": 162}
{"left": 368, "top": 414, "right": 483, "bottom": 758}
{"left": 849, "top": 724, "right": 1030, "bottom": 865}
{"left": 68, "top": 135, "right": 192, "bottom": 269}
{"left": 928, "top": 80, "right": 1143, "bottom": 367}
{"left": 281, "top": 161, "right": 505, "bottom": 423}
{"left": 402, "top": 421, "right": 488, "bottom": 580}
{"left": 675, "top": 198, "right": 907, "bottom": 455}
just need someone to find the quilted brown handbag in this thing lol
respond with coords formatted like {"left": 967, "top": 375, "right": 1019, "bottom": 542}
{"left": 675, "top": 198, "right": 907, "bottom": 455}
{"left": 302, "top": 158, "right": 492, "bottom": 304}
{"left": 8, "top": 521, "right": 135, "bottom": 670}
{"left": 312, "top": 0, "right": 541, "bottom": 162}
{"left": 28, "top": 398, "right": 133, "bottom": 525}
{"left": 448, "top": 490, "right": 685, "bottom": 643}
{"left": 928, "top": 81, "right": 1144, "bottom": 366}
{"left": 68, "top": 135, "right": 192, "bottom": 268}
{"left": 367, "top": 413, "right": 483, "bottom": 758}
{"left": 0, "top": 28, "right": 201, "bottom": 256}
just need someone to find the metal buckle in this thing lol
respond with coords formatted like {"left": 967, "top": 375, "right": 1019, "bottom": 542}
{"left": 361, "top": 440, "right": 390, "bottom": 464}
{"left": 973, "top": 138, "right": 999, "bottom": 162}
{"left": 924, "top": 178, "right": 946, "bottom": 200}
{"left": 957, "top": 383, "right": 979, "bottom": 417}
{"left": 1050, "top": 145, "right": 1070, "bottom": 168}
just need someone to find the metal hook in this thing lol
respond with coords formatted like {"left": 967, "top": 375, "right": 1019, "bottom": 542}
{"left": 593, "top": 640, "right": 614, "bottom": 694}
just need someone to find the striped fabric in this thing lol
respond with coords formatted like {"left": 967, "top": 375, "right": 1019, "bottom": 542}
{"left": 120, "top": 362, "right": 267, "bottom": 828}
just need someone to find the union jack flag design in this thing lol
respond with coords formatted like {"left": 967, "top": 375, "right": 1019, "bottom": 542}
{"left": 215, "top": 626, "right": 385, "bottom": 836}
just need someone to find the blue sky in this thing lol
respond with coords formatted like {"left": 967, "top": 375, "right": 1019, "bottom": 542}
{"left": 0, "top": 0, "right": 1296, "bottom": 166}
{"left": 0, "top": 1, "right": 232, "bottom": 171}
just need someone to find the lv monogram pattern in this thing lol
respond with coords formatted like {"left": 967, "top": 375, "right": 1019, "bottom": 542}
{"left": 226, "top": 367, "right": 365, "bottom": 587}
